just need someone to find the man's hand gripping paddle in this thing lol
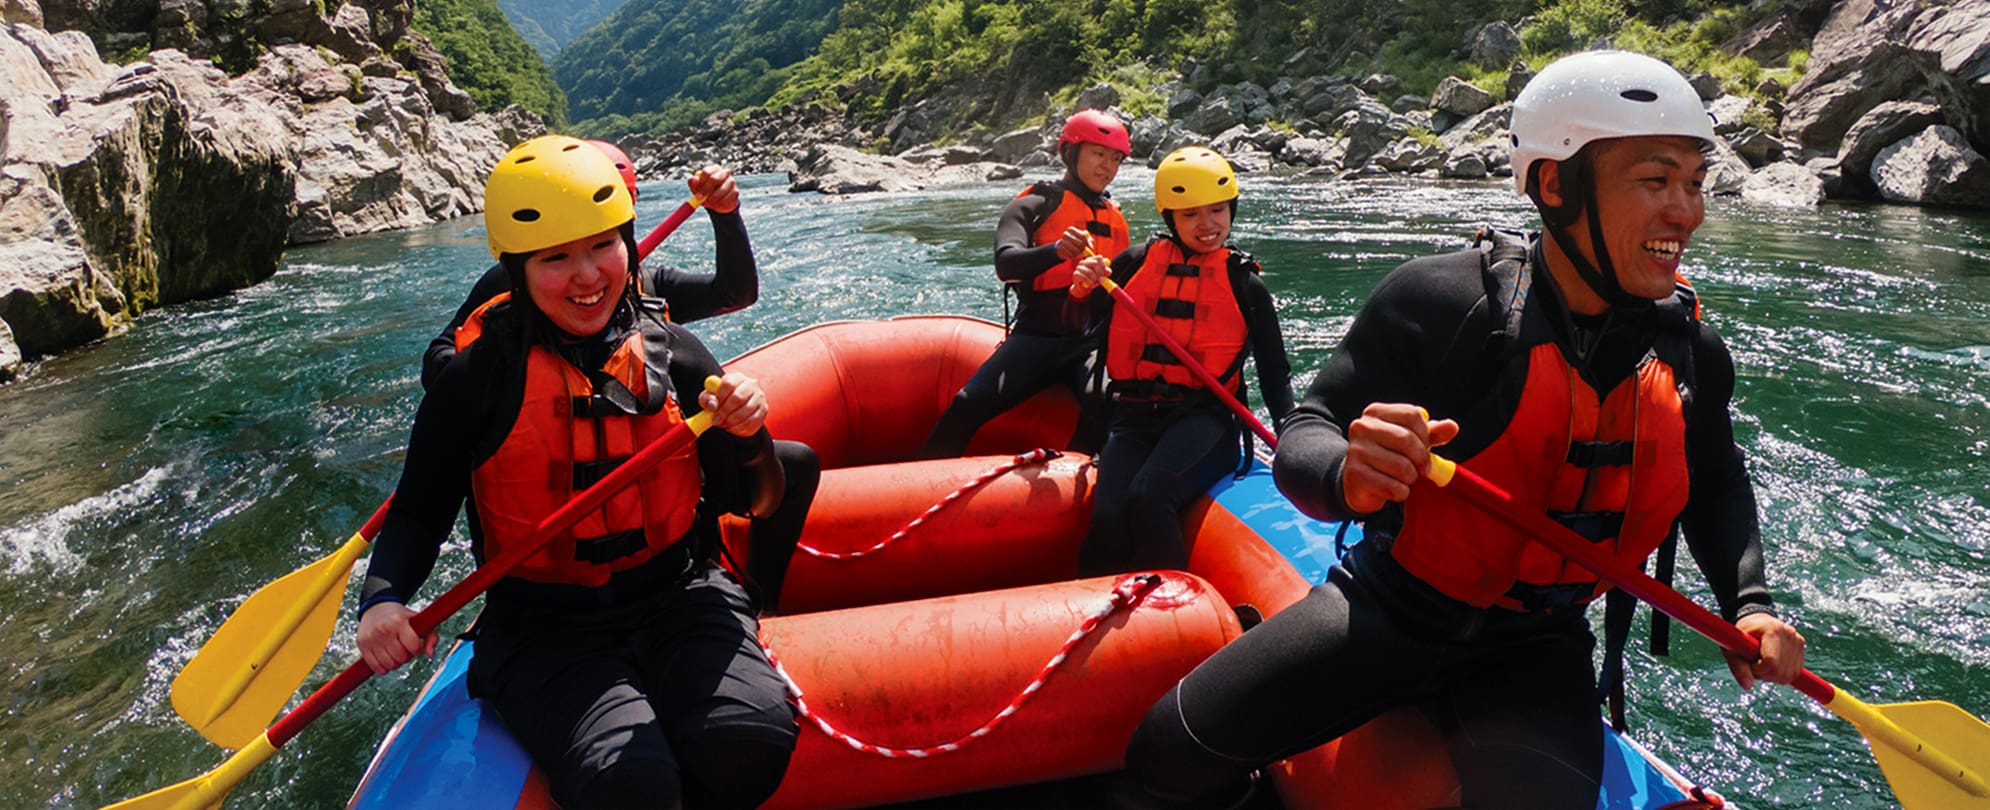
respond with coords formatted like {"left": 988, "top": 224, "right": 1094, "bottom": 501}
{"left": 1424, "top": 453, "right": 1990, "bottom": 810}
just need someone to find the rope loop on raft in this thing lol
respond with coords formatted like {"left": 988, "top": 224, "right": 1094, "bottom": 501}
{"left": 763, "top": 572, "right": 1162, "bottom": 758}
{"left": 796, "top": 448, "right": 1062, "bottom": 560}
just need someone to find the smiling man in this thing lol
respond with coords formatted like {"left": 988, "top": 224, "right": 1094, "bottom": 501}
{"left": 1109, "top": 52, "right": 1807, "bottom": 810}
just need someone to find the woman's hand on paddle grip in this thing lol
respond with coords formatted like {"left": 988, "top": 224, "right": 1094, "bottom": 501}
{"left": 1726, "top": 613, "right": 1807, "bottom": 690}
{"left": 701, "top": 372, "right": 768, "bottom": 437}
{"left": 357, "top": 601, "right": 438, "bottom": 675}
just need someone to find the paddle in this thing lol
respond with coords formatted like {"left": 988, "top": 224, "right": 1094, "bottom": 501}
{"left": 108, "top": 378, "right": 725, "bottom": 810}
{"left": 1091, "top": 271, "right": 1277, "bottom": 448}
{"left": 169, "top": 197, "right": 707, "bottom": 749}
{"left": 1423, "top": 453, "right": 1990, "bottom": 809}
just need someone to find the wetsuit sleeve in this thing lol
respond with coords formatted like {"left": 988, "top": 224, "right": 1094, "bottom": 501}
{"left": 994, "top": 191, "right": 1063, "bottom": 284}
{"left": 1676, "top": 324, "right": 1776, "bottom": 622}
{"left": 1238, "top": 271, "right": 1295, "bottom": 426}
{"left": 361, "top": 352, "right": 488, "bottom": 612}
{"left": 665, "top": 323, "right": 783, "bottom": 519}
{"left": 645, "top": 209, "right": 758, "bottom": 324}
{"left": 421, "top": 264, "right": 510, "bottom": 391}
{"left": 1273, "top": 255, "right": 1496, "bottom": 522}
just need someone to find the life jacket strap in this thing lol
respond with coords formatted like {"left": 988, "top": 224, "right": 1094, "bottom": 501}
{"left": 572, "top": 528, "right": 649, "bottom": 565}
{"left": 1549, "top": 509, "right": 1624, "bottom": 542}
{"left": 1565, "top": 440, "right": 1633, "bottom": 468}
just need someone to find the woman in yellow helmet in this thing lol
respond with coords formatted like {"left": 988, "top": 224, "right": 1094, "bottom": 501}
{"left": 1066, "top": 146, "right": 1294, "bottom": 576}
{"left": 355, "top": 135, "right": 798, "bottom": 809}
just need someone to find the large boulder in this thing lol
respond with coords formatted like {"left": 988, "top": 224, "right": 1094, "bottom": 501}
{"left": 787, "top": 144, "right": 925, "bottom": 194}
{"left": 0, "top": 8, "right": 544, "bottom": 366}
{"left": 0, "top": 317, "right": 19, "bottom": 381}
{"left": 1438, "top": 103, "right": 1511, "bottom": 152}
{"left": 991, "top": 127, "right": 1047, "bottom": 164}
{"left": 3, "top": 0, "right": 43, "bottom": 27}
{"left": 1468, "top": 22, "right": 1522, "bottom": 71}
{"left": 1279, "top": 136, "right": 1340, "bottom": 168}
{"left": 1730, "top": 128, "right": 1786, "bottom": 166}
{"left": 1335, "top": 101, "right": 1410, "bottom": 169}
{"left": 1431, "top": 76, "right": 1494, "bottom": 117}
{"left": 1871, "top": 125, "right": 1990, "bottom": 207}
{"left": 1706, "top": 95, "right": 1756, "bottom": 136}
{"left": 1184, "top": 95, "right": 1241, "bottom": 136}
{"left": 1075, "top": 83, "right": 1119, "bottom": 111}
{"left": 1740, "top": 161, "right": 1826, "bottom": 208}
{"left": 1722, "top": 10, "right": 1803, "bottom": 65}
{"left": 1836, "top": 100, "right": 1947, "bottom": 196}
{"left": 1783, "top": 0, "right": 1990, "bottom": 154}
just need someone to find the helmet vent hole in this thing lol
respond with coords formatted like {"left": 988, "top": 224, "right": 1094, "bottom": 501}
{"left": 515, "top": 155, "right": 536, "bottom": 164}
{"left": 512, "top": 209, "right": 541, "bottom": 222}
{"left": 1620, "top": 89, "right": 1659, "bottom": 103}
{"left": 1171, "top": 185, "right": 1187, "bottom": 194}
{"left": 593, "top": 185, "right": 615, "bottom": 203}
{"left": 561, "top": 143, "right": 581, "bottom": 151}
{"left": 1217, "top": 177, "right": 1230, "bottom": 187}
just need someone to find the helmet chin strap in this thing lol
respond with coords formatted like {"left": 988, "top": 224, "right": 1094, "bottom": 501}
{"left": 1542, "top": 159, "right": 1644, "bottom": 310}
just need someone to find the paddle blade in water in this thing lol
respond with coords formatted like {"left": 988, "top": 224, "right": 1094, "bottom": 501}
{"left": 170, "top": 548, "right": 351, "bottom": 750}
{"left": 1861, "top": 699, "right": 1990, "bottom": 809}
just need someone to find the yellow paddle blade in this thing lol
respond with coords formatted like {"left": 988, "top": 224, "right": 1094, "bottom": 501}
{"left": 170, "top": 536, "right": 362, "bottom": 750}
{"left": 1857, "top": 699, "right": 1990, "bottom": 809}
{"left": 101, "top": 735, "right": 276, "bottom": 810}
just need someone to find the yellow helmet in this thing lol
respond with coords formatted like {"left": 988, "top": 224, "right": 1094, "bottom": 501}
{"left": 1153, "top": 146, "right": 1238, "bottom": 212}
{"left": 484, "top": 135, "right": 636, "bottom": 258}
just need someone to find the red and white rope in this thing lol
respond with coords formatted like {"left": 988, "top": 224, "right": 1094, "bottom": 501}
{"left": 796, "top": 448, "right": 1061, "bottom": 560}
{"left": 763, "top": 573, "right": 1162, "bottom": 758}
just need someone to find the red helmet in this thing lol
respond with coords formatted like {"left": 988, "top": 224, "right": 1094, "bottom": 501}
{"left": 585, "top": 139, "right": 639, "bottom": 199}
{"left": 1058, "top": 110, "right": 1131, "bottom": 156}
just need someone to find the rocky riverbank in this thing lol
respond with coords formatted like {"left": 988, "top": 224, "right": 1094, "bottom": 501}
{"left": 630, "top": 0, "right": 1989, "bottom": 215}
{"left": 0, "top": 0, "right": 544, "bottom": 381}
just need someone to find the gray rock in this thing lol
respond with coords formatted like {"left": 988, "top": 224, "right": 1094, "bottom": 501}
{"left": 1805, "top": 154, "right": 1846, "bottom": 197}
{"left": 1300, "top": 84, "right": 1364, "bottom": 119}
{"left": 787, "top": 143, "right": 924, "bottom": 194}
{"left": 991, "top": 127, "right": 1045, "bottom": 164}
{"left": 1871, "top": 125, "right": 1990, "bottom": 208}
{"left": 1279, "top": 136, "right": 1339, "bottom": 168}
{"left": 0, "top": 317, "right": 19, "bottom": 381}
{"left": 1358, "top": 73, "right": 1400, "bottom": 96}
{"left": 1780, "top": 0, "right": 1983, "bottom": 153}
{"left": 1432, "top": 76, "right": 1494, "bottom": 117}
{"left": 1268, "top": 77, "right": 1295, "bottom": 102}
{"left": 1438, "top": 103, "right": 1511, "bottom": 152}
{"left": 1722, "top": 11, "right": 1801, "bottom": 65}
{"left": 1129, "top": 115, "right": 1168, "bottom": 158}
{"left": 900, "top": 144, "right": 986, "bottom": 165}
{"left": 1755, "top": 75, "right": 1786, "bottom": 100}
{"left": 985, "top": 163, "right": 1023, "bottom": 182}
{"left": 1706, "top": 95, "right": 1754, "bottom": 136}
{"left": 1469, "top": 22, "right": 1522, "bottom": 70}
{"left": 3, "top": 0, "right": 43, "bottom": 27}
{"left": 1372, "top": 138, "right": 1443, "bottom": 173}
{"left": 1391, "top": 94, "right": 1427, "bottom": 113}
{"left": 1227, "top": 148, "right": 1275, "bottom": 174}
{"left": 1233, "top": 82, "right": 1270, "bottom": 108}
{"left": 1166, "top": 86, "right": 1204, "bottom": 120}
{"left": 1688, "top": 72, "right": 1723, "bottom": 101}
{"left": 1184, "top": 95, "right": 1240, "bottom": 135}
{"left": 1149, "top": 124, "right": 1201, "bottom": 167}
{"left": 1835, "top": 100, "right": 1946, "bottom": 197}
{"left": 1731, "top": 127, "right": 1786, "bottom": 166}
{"left": 1336, "top": 101, "right": 1409, "bottom": 168}
{"left": 1251, "top": 127, "right": 1289, "bottom": 153}
{"left": 1441, "top": 150, "right": 1489, "bottom": 179}
{"left": 1076, "top": 83, "right": 1120, "bottom": 111}
{"left": 1505, "top": 61, "right": 1535, "bottom": 101}
{"left": 1704, "top": 138, "right": 1754, "bottom": 195}
{"left": 1210, "top": 125, "right": 1257, "bottom": 154}
{"left": 1740, "top": 161, "right": 1826, "bottom": 208}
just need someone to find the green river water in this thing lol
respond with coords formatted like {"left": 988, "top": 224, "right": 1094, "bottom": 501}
{"left": 1, "top": 171, "right": 1985, "bottom": 808}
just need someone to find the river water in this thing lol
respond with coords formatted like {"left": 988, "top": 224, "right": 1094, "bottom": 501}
{"left": 2, "top": 171, "right": 1985, "bottom": 808}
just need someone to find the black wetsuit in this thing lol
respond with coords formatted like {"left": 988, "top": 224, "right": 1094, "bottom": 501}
{"left": 422, "top": 209, "right": 818, "bottom": 614}
{"left": 1065, "top": 237, "right": 1294, "bottom": 577}
{"left": 1114, "top": 239, "right": 1775, "bottom": 810}
{"left": 918, "top": 179, "right": 1114, "bottom": 458}
{"left": 363, "top": 299, "right": 797, "bottom": 810}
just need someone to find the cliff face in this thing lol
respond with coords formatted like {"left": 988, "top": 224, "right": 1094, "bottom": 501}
{"left": 0, "top": 0, "right": 545, "bottom": 380}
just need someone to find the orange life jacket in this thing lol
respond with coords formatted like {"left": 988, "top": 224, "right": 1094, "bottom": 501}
{"left": 1385, "top": 250, "right": 1699, "bottom": 611}
{"left": 1104, "top": 238, "right": 1250, "bottom": 396}
{"left": 1020, "top": 181, "right": 1130, "bottom": 292}
{"left": 457, "top": 294, "right": 702, "bottom": 587}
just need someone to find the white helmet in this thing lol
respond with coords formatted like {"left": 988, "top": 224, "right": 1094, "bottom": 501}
{"left": 1508, "top": 50, "right": 1717, "bottom": 195}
